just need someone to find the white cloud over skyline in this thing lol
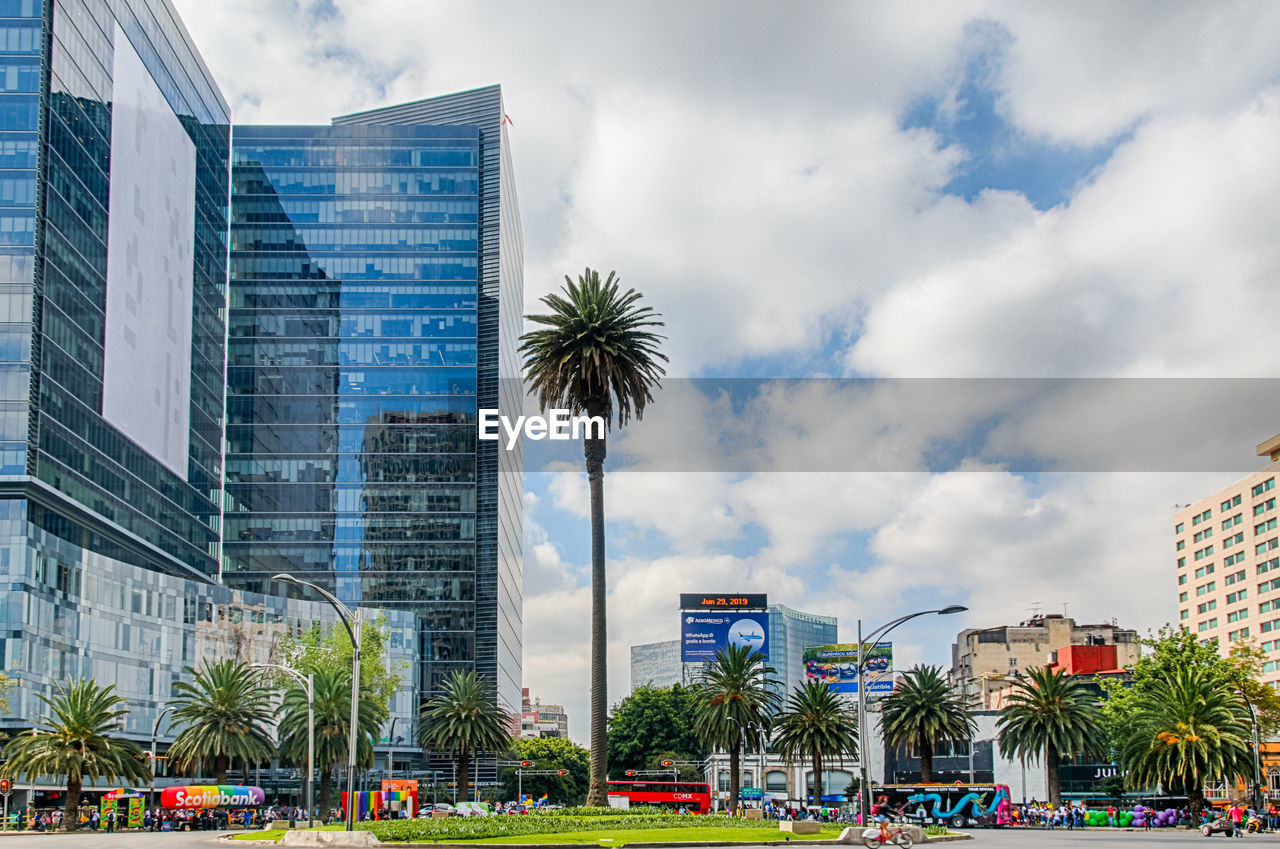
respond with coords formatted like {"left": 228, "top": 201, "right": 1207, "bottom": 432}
{"left": 174, "top": 0, "right": 1280, "bottom": 741}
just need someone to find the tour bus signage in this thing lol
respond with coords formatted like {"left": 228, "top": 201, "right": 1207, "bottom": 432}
{"left": 679, "top": 594, "right": 767, "bottom": 610}
{"left": 161, "top": 785, "right": 265, "bottom": 809}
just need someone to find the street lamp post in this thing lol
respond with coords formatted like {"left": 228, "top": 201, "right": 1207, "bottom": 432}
{"left": 1243, "top": 692, "right": 1263, "bottom": 811}
{"left": 273, "top": 574, "right": 361, "bottom": 832}
{"left": 386, "top": 717, "right": 398, "bottom": 785}
{"left": 252, "top": 663, "right": 315, "bottom": 824}
{"left": 856, "top": 605, "right": 967, "bottom": 825}
{"left": 150, "top": 706, "right": 175, "bottom": 811}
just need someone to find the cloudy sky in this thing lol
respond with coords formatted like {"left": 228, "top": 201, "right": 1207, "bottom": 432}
{"left": 174, "top": 0, "right": 1280, "bottom": 741}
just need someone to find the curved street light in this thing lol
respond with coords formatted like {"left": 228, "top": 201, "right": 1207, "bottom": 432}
{"left": 150, "top": 705, "right": 175, "bottom": 811}
{"left": 272, "top": 574, "right": 361, "bottom": 832}
{"left": 252, "top": 663, "right": 315, "bottom": 825}
{"left": 856, "top": 605, "right": 968, "bottom": 824}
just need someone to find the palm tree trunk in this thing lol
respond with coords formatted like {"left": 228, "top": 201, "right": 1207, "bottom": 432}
{"left": 728, "top": 740, "right": 741, "bottom": 815}
{"left": 585, "top": 398, "right": 609, "bottom": 808}
{"left": 458, "top": 741, "right": 471, "bottom": 804}
{"left": 919, "top": 733, "right": 934, "bottom": 783}
{"left": 812, "top": 752, "right": 823, "bottom": 805}
{"left": 64, "top": 776, "right": 81, "bottom": 832}
{"left": 319, "top": 768, "right": 333, "bottom": 819}
{"left": 215, "top": 753, "right": 228, "bottom": 785}
{"left": 1185, "top": 767, "right": 1204, "bottom": 819}
{"left": 1045, "top": 746, "right": 1061, "bottom": 808}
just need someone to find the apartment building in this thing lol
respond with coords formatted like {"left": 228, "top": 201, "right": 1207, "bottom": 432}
{"left": 1176, "top": 433, "right": 1280, "bottom": 676}
{"left": 950, "top": 615, "right": 1140, "bottom": 708}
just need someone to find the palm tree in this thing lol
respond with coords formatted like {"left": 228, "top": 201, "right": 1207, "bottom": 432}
{"left": 0, "top": 679, "right": 150, "bottom": 831}
{"left": 772, "top": 680, "right": 858, "bottom": 805}
{"left": 166, "top": 658, "right": 276, "bottom": 783}
{"left": 277, "top": 667, "right": 385, "bottom": 817}
{"left": 520, "top": 268, "right": 666, "bottom": 805}
{"left": 693, "top": 645, "right": 780, "bottom": 814}
{"left": 1118, "top": 665, "right": 1252, "bottom": 818}
{"left": 997, "top": 665, "right": 1105, "bottom": 807}
{"left": 879, "top": 664, "right": 976, "bottom": 783}
{"left": 418, "top": 670, "right": 512, "bottom": 805}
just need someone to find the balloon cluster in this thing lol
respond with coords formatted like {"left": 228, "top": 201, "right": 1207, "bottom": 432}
{"left": 1131, "top": 805, "right": 1180, "bottom": 827}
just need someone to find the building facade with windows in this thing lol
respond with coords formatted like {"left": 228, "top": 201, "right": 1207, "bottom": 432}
{"left": 226, "top": 87, "right": 524, "bottom": 720}
{"left": 1176, "top": 433, "right": 1280, "bottom": 675}
{"left": 520, "top": 687, "right": 569, "bottom": 739}
{"left": 950, "top": 615, "right": 1140, "bottom": 709}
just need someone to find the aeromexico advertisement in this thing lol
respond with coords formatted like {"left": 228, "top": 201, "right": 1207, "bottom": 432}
{"left": 681, "top": 611, "right": 769, "bottom": 662}
{"left": 802, "top": 642, "right": 894, "bottom": 694}
{"left": 160, "top": 785, "right": 265, "bottom": 809}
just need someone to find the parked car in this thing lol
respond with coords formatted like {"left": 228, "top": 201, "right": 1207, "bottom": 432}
{"left": 456, "top": 802, "right": 494, "bottom": 817}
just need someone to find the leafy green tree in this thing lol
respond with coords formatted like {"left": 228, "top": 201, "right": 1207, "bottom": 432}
{"left": 419, "top": 670, "right": 513, "bottom": 804}
{"left": 608, "top": 683, "right": 706, "bottom": 781}
{"left": 1099, "top": 626, "right": 1263, "bottom": 816}
{"left": 0, "top": 672, "right": 13, "bottom": 714}
{"left": 0, "top": 679, "right": 150, "bottom": 831}
{"left": 498, "top": 737, "right": 591, "bottom": 805}
{"left": 276, "top": 667, "right": 386, "bottom": 817}
{"left": 1118, "top": 665, "right": 1251, "bottom": 817}
{"left": 693, "top": 645, "right": 779, "bottom": 814}
{"left": 997, "top": 665, "right": 1104, "bottom": 807}
{"left": 879, "top": 664, "right": 975, "bottom": 782}
{"left": 167, "top": 658, "right": 275, "bottom": 783}
{"left": 277, "top": 615, "right": 405, "bottom": 717}
{"left": 772, "top": 680, "right": 858, "bottom": 803}
{"left": 521, "top": 268, "right": 666, "bottom": 806}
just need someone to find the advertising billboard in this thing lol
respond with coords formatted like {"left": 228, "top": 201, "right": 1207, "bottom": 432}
{"left": 681, "top": 610, "right": 769, "bottom": 662}
{"left": 679, "top": 593, "right": 767, "bottom": 610}
{"left": 802, "top": 642, "right": 893, "bottom": 694}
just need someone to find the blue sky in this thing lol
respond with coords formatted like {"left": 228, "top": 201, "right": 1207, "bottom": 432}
{"left": 177, "top": 0, "right": 1280, "bottom": 740}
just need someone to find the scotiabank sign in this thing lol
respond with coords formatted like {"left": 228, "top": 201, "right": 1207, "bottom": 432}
{"left": 161, "top": 785, "right": 264, "bottom": 808}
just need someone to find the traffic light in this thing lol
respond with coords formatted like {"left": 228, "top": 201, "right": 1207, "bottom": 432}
{"left": 660, "top": 760, "right": 674, "bottom": 767}
{"left": 625, "top": 770, "right": 636, "bottom": 776}
{"left": 557, "top": 769, "right": 568, "bottom": 776}
{"left": 0, "top": 779, "right": 10, "bottom": 795}
{"left": 520, "top": 760, "right": 533, "bottom": 767}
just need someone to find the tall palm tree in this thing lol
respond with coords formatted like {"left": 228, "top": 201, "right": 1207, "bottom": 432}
{"left": 1118, "top": 665, "right": 1252, "bottom": 818}
{"left": 418, "top": 670, "right": 512, "bottom": 805}
{"left": 277, "top": 667, "right": 385, "bottom": 817}
{"left": 166, "top": 658, "right": 276, "bottom": 783}
{"left": 880, "top": 664, "right": 976, "bottom": 783}
{"left": 0, "top": 679, "right": 150, "bottom": 831}
{"left": 773, "top": 680, "right": 858, "bottom": 805}
{"left": 520, "top": 268, "right": 666, "bottom": 805}
{"left": 693, "top": 645, "right": 780, "bottom": 814}
{"left": 997, "top": 665, "right": 1105, "bottom": 807}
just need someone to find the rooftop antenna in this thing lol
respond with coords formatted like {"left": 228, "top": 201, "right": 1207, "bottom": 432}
{"left": 1063, "top": 602, "right": 1070, "bottom": 618}
{"left": 1030, "top": 601, "right": 1042, "bottom": 618}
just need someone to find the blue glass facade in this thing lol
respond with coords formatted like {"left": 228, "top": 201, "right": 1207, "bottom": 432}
{"left": 767, "top": 605, "right": 838, "bottom": 701}
{"left": 228, "top": 98, "right": 522, "bottom": 717}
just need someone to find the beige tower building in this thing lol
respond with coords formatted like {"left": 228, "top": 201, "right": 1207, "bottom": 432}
{"left": 1176, "top": 433, "right": 1280, "bottom": 677}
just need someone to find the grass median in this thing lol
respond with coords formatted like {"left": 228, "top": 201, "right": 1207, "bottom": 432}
{"left": 230, "top": 813, "right": 845, "bottom": 845}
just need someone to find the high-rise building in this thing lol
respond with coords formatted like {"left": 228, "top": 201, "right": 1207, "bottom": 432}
{"left": 630, "top": 639, "right": 688, "bottom": 690}
{"left": 949, "top": 615, "right": 1140, "bottom": 709}
{"left": 1176, "top": 433, "right": 1280, "bottom": 676}
{"left": 767, "top": 604, "right": 838, "bottom": 697}
{"left": 225, "top": 87, "right": 523, "bottom": 715}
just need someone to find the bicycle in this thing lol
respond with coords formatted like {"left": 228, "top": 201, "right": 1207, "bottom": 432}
{"left": 861, "top": 824, "right": 914, "bottom": 848}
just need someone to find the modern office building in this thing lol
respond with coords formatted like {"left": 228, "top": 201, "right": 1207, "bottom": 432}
{"left": 630, "top": 639, "right": 689, "bottom": 690}
{"left": 767, "top": 604, "right": 838, "bottom": 698}
{"left": 630, "top": 604, "right": 839, "bottom": 697}
{"left": 949, "top": 614, "right": 1140, "bottom": 709}
{"left": 1176, "top": 433, "right": 1280, "bottom": 678}
{"left": 226, "top": 86, "right": 524, "bottom": 716}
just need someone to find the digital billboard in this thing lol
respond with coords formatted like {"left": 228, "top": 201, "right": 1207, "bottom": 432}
{"left": 681, "top": 610, "right": 769, "bottom": 662}
{"left": 802, "top": 642, "right": 893, "bottom": 694}
{"left": 679, "top": 593, "right": 767, "bottom": 610}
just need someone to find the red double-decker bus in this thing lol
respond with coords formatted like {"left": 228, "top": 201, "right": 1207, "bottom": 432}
{"left": 606, "top": 780, "right": 712, "bottom": 813}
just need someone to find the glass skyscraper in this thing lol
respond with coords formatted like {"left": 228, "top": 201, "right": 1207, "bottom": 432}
{"left": 227, "top": 87, "right": 523, "bottom": 716}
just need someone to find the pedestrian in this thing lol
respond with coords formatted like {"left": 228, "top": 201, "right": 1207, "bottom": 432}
{"left": 1144, "top": 807, "right": 1153, "bottom": 830}
{"left": 1228, "top": 801, "right": 1244, "bottom": 837}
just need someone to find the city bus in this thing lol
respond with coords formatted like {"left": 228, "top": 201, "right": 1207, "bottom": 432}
{"left": 877, "top": 784, "right": 1012, "bottom": 828}
{"left": 605, "top": 781, "right": 712, "bottom": 814}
